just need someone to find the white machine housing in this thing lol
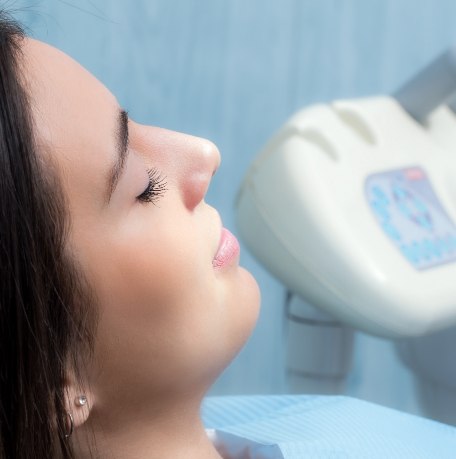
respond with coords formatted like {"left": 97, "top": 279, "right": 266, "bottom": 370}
{"left": 236, "top": 96, "right": 456, "bottom": 338}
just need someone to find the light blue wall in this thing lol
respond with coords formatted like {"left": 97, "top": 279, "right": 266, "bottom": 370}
{"left": 15, "top": 0, "right": 456, "bottom": 417}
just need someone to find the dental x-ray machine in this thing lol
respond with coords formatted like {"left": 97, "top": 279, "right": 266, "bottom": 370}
{"left": 235, "top": 45, "right": 456, "bottom": 424}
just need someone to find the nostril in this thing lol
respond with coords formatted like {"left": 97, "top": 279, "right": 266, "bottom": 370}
{"left": 183, "top": 172, "right": 211, "bottom": 211}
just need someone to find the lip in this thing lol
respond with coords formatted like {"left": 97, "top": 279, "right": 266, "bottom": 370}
{"left": 212, "top": 227, "right": 240, "bottom": 269}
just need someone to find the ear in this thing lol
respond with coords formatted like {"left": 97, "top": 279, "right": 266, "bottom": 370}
{"left": 63, "top": 370, "right": 94, "bottom": 430}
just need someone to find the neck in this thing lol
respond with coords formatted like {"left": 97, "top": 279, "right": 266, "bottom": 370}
{"left": 73, "top": 394, "right": 223, "bottom": 459}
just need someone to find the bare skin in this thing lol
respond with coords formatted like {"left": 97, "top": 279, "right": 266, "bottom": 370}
{"left": 20, "top": 38, "right": 260, "bottom": 458}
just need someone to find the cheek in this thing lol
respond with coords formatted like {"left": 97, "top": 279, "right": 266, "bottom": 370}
{"left": 91, "top": 220, "right": 213, "bottom": 326}
{"left": 83, "top": 215, "right": 225, "bottom": 382}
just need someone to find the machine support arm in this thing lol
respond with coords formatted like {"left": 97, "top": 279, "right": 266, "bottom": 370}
{"left": 394, "top": 45, "right": 456, "bottom": 122}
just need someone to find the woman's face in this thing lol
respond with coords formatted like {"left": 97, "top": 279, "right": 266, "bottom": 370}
{"left": 22, "top": 39, "right": 260, "bottom": 412}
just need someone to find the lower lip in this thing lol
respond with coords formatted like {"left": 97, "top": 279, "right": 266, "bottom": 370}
{"left": 212, "top": 228, "right": 240, "bottom": 269}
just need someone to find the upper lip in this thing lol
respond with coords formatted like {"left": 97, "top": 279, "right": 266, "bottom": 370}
{"left": 212, "top": 211, "right": 223, "bottom": 260}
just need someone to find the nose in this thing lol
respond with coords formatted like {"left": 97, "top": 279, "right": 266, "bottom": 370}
{"left": 179, "top": 136, "right": 221, "bottom": 211}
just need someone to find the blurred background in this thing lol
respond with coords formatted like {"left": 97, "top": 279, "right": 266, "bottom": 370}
{"left": 12, "top": 0, "right": 456, "bottom": 419}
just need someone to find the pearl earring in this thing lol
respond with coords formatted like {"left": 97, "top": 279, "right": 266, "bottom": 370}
{"left": 75, "top": 395, "right": 87, "bottom": 407}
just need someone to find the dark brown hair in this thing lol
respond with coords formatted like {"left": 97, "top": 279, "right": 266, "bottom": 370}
{"left": 0, "top": 11, "right": 96, "bottom": 459}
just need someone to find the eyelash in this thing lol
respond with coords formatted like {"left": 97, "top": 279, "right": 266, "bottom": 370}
{"left": 137, "top": 168, "right": 167, "bottom": 204}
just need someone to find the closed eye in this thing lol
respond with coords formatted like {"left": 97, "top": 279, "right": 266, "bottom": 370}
{"left": 137, "top": 168, "right": 167, "bottom": 205}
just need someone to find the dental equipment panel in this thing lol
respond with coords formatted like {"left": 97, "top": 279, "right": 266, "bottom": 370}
{"left": 235, "top": 46, "right": 456, "bottom": 339}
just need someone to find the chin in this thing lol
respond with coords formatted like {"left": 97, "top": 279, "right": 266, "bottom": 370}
{"left": 202, "top": 267, "right": 261, "bottom": 390}
{"left": 234, "top": 266, "right": 261, "bottom": 347}
{"left": 239, "top": 266, "right": 261, "bottom": 314}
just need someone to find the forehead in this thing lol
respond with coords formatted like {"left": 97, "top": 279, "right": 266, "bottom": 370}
{"left": 22, "top": 38, "right": 117, "bottom": 145}
{"left": 20, "top": 38, "right": 119, "bottom": 211}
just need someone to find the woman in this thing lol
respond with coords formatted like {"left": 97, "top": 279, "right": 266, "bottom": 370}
{"left": 0, "top": 11, "right": 260, "bottom": 459}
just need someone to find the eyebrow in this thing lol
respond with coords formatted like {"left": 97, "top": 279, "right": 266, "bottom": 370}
{"left": 106, "top": 108, "right": 129, "bottom": 203}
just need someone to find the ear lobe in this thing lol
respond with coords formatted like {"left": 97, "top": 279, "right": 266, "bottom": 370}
{"left": 63, "top": 375, "right": 93, "bottom": 430}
